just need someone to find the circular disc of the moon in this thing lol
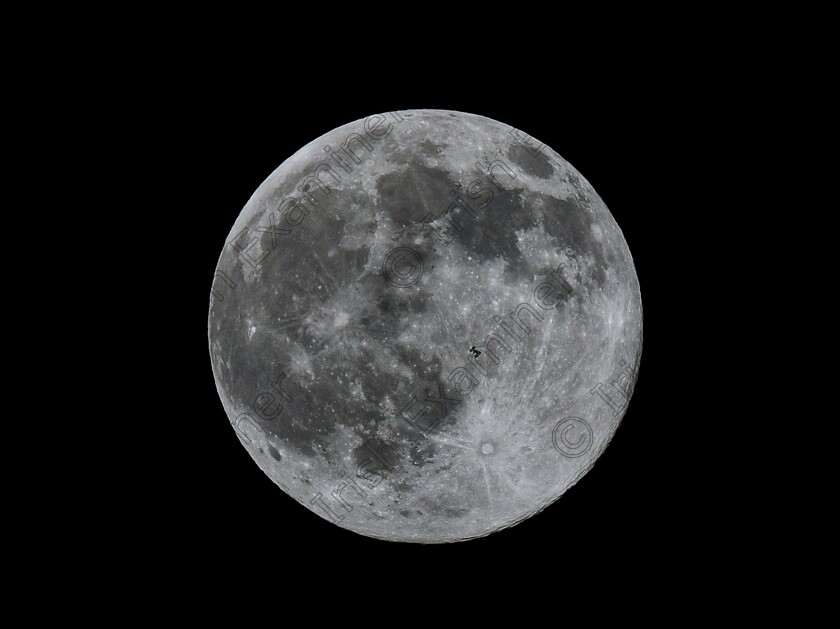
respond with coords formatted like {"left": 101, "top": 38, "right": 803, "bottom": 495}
{"left": 208, "top": 110, "right": 642, "bottom": 543}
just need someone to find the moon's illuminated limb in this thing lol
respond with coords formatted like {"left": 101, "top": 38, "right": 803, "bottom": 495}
{"left": 209, "top": 110, "right": 642, "bottom": 543}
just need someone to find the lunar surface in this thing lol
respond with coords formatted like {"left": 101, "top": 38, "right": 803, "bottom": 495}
{"left": 208, "top": 110, "right": 642, "bottom": 543}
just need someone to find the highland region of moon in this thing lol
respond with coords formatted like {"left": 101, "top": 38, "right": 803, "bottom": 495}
{"left": 208, "top": 110, "right": 642, "bottom": 543}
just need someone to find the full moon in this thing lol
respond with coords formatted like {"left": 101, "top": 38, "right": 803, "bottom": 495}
{"left": 208, "top": 110, "right": 642, "bottom": 543}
